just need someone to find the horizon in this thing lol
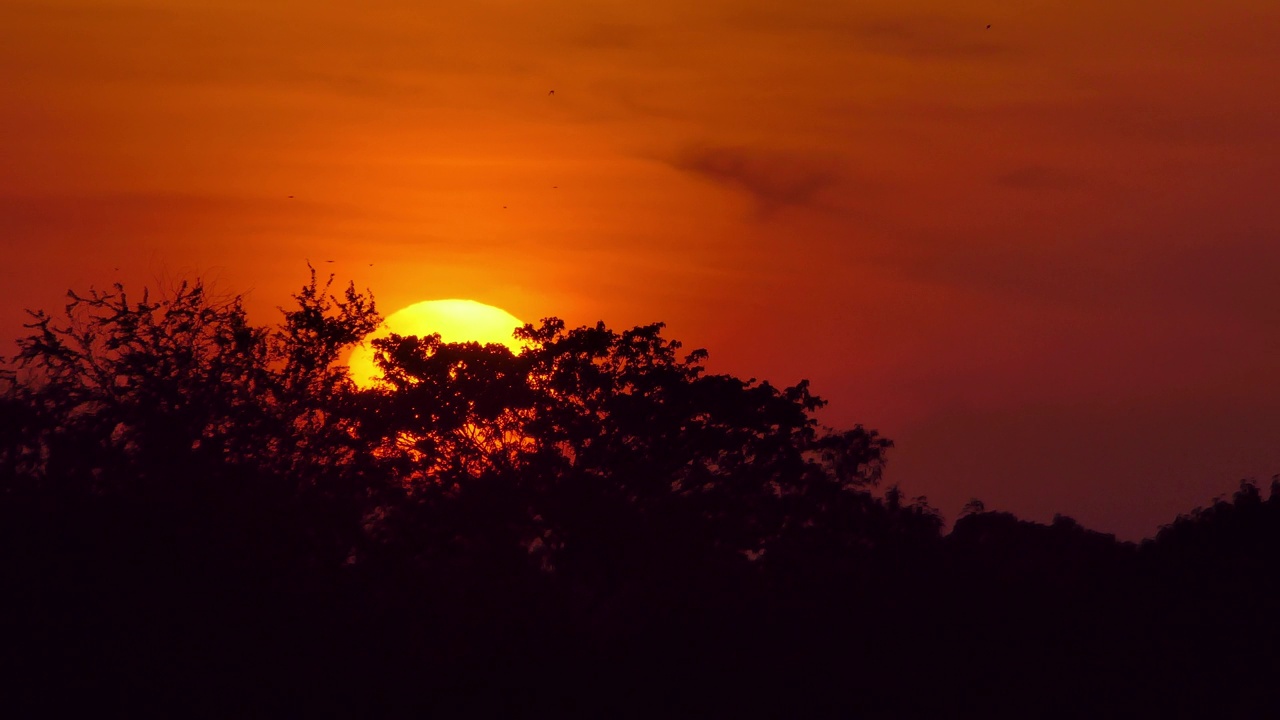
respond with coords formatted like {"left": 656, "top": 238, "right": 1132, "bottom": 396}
{"left": 3, "top": 271, "right": 1270, "bottom": 542}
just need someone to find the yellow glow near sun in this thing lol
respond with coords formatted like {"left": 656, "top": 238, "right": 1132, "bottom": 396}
{"left": 347, "top": 299, "right": 525, "bottom": 388}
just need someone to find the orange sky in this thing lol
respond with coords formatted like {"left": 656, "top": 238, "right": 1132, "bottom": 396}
{"left": 3, "top": 0, "right": 1279, "bottom": 538}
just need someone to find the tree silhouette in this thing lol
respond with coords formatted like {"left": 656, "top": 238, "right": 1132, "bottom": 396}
{"left": 5, "top": 269, "right": 378, "bottom": 490}
{"left": 355, "top": 317, "right": 908, "bottom": 583}
{"left": 4, "top": 272, "right": 1280, "bottom": 717}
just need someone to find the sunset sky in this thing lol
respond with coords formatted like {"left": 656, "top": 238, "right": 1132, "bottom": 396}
{"left": 3, "top": 0, "right": 1278, "bottom": 538}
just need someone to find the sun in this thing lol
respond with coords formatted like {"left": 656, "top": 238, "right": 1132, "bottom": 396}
{"left": 347, "top": 299, "right": 525, "bottom": 388}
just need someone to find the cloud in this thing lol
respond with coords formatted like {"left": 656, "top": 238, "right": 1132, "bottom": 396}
{"left": 568, "top": 22, "right": 650, "bottom": 50}
{"left": 671, "top": 144, "right": 842, "bottom": 215}
{"left": 722, "top": 4, "right": 1016, "bottom": 61}
{"left": 844, "top": 18, "right": 1015, "bottom": 60}
{"left": 995, "top": 165, "right": 1083, "bottom": 191}
{"left": 901, "top": 94, "right": 1280, "bottom": 150}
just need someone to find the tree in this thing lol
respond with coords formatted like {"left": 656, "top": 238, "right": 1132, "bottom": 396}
{"left": 1, "top": 269, "right": 382, "bottom": 566}
{"left": 24, "top": 270, "right": 1280, "bottom": 716}
{"left": 359, "top": 316, "right": 908, "bottom": 585}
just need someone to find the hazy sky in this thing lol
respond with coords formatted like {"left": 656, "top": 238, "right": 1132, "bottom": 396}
{"left": 3, "top": 0, "right": 1278, "bottom": 538}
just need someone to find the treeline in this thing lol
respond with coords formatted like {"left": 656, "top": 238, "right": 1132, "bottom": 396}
{"left": 1, "top": 275, "right": 1277, "bottom": 717}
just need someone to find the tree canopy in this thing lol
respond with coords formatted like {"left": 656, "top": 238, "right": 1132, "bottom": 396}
{"left": 2, "top": 273, "right": 1278, "bottom": 718}
{"left": 1, "top": 273, "right": 935, "bottom": 594}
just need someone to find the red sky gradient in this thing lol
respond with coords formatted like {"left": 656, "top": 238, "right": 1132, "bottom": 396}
{"left": 3, "top": 0, "right": 1279, "bottom": 538}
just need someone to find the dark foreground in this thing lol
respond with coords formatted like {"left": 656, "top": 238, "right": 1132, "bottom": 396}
{"left": 5, "top": 484, "right": 1280, "bottom": 718}
{"left": 2, "top": 277, "right": 1277, "bottom": 717}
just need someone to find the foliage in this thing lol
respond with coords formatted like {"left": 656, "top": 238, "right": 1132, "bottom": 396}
{"left": 3, "top": 272, "right": 1280, "bottom": 717}
{"left": 3, "top": 270, "right": 379, "bottom": 491}
{"left": 360, "top": 317, "right": 905, "bottom": 572}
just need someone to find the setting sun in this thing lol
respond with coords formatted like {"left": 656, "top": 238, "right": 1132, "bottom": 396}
{"left": 347, "top": 299, "right": 525, "bottom": 388}
{"left": 8, "top": 0, "right": 1280, "bottom": 712}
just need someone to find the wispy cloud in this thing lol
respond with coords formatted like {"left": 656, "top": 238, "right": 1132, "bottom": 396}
{"left": 671, "top": 144, "right": 842, "bottom": 215}
{"left": 843, "top": 18, "right": 1015, "bottom": 60}
{"left": 995, "top": 165, "right": 1083, "bottom": 191}
{"left": 723, "top": 4, "right": 1017, "bottom": 61}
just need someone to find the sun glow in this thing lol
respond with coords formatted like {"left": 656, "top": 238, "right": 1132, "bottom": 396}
{"left": 347, "top": 299, "right": 525, "bottom": 388}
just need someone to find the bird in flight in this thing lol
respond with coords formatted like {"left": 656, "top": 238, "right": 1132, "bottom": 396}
{"left": 986, "top": 24, "right": 991, "bottom": 29}
{"left": 324, "top": 260, "right": 334, "bottom": 263}
{"left": 548, "top": 90, "right": 555, "bottom": 96}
